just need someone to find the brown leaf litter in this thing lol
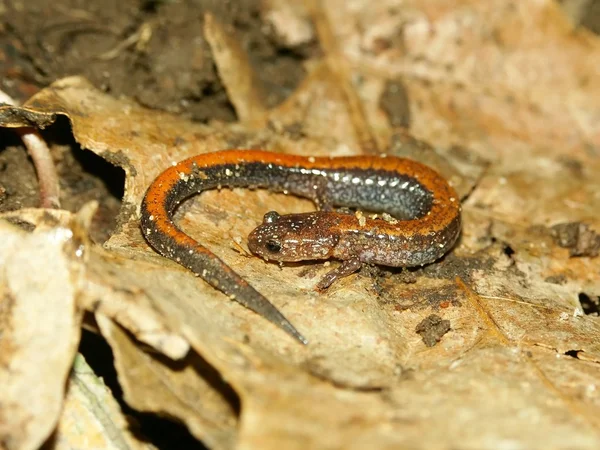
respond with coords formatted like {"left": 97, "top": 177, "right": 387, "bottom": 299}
{"left": 1, "top": 1, "right": 600, "bottom": 449}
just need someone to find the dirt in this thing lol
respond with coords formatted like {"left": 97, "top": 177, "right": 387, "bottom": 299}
{"left": 0, "top": 131, "right": 39, "bottom": 210}
{"left": 415, "top": 314, "right": 451, "bottom": 347}
{"left": 379, "top": 79, "right": 411, "bottom": 128}
{"left": 550, "top": 222, "right": 600, "bottom": 257}
{"left": 2, "top": 0, "right": 312, "bottom": 120}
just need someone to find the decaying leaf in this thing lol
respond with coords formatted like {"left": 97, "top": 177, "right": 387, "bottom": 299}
{"left": 96, "top": 315, "right": 237, "bottom": 449}
{"left": 53, "top": 354, "right": 157, "bottom": 450}
{"left": 0, "top": 210, "right": 86, "bottom": 450}
{"left": 0, "top": 0, "right": 600, "bottom": 449}
{"left": 0, "top": 208, "right": 190, "bottom": 362}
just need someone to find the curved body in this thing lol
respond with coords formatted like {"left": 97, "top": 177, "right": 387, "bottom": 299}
{"left": 140, "top": 150, "right": 461, "bottom": 344}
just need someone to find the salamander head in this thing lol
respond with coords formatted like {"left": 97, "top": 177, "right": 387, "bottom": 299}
{"left": 248, "top": 211, "right": 339, "bottom": 262}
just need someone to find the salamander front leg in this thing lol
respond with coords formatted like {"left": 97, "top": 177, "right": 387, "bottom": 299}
{"left": 317, "top": 257, "right": 362, "bottom": 290}
{"left": 313, "top": 179, "right": 335, "bottom": 212}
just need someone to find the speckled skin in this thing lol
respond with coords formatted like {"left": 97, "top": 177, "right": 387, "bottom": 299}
{"left": 140, "top": 150, "right": 461, "bottom": 344}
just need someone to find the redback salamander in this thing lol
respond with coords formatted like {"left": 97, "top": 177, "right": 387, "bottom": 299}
{"left": 140, "top": 150, "right": 461, "bottom": 345}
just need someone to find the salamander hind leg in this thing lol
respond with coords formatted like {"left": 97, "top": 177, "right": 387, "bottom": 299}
{"left": 316, "top": 257, "right": 362, "bottom": 290}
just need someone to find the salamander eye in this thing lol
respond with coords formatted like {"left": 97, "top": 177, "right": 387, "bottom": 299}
{"left": 265, "top": 239, "right": 282, "bottom": 253}
{"left": 264, "top": 211, "right": 280, "bottom": 224}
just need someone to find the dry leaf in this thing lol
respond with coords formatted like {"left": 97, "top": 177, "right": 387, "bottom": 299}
{"left": 0, "top": 208, "right": 190, "bottom": 361}
{"left": 0, "top": 211, "right": 86, "bottom": 450}
{"left": 96, "top": 315, "right": 237, "bottom": 449}
{"left": 53, "top": 354, "right": 157, "bottom": 450}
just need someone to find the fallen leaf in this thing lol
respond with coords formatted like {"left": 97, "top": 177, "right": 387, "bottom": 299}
{"left": 0, "top": 210, "right": 85, "bottom": 450}
{"left": 97, "top": 315, "right": 237, "bottom": 449}
{"left": 53, "top": 354, "right": 157, "bottom": 450}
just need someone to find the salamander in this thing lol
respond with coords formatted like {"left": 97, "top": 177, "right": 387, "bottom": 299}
{"left": 140, "top": 149, "right": 462, "bottom": 345}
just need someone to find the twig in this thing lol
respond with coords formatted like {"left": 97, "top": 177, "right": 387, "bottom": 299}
{"left": 0, "top": 89, "right": 61, "bottom": 208}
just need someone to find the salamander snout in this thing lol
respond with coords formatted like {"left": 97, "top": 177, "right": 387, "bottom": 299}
{"left": 248, "top": 211, "right": 339, "bottom": 262}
